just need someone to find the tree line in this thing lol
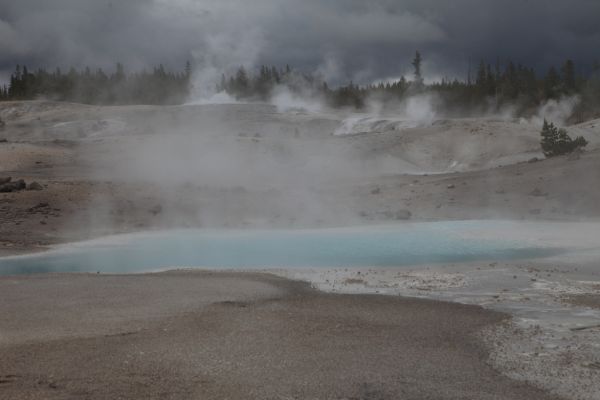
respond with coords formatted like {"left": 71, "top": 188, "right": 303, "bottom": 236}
{"left": 0, "top": 62, "right": 191, "bottom": 105}
{"left": 217, "top": 53, "right": 600, "bottom": 121}
{"left": 1, "top": 54, "right": 599, "bottom": 121}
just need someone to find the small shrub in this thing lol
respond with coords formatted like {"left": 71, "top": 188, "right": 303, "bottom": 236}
{"left": 541, "top": 120, "right": 588, "bottom": 157}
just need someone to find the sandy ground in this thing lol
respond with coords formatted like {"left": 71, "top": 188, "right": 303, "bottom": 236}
{"left": 1, "top": 101, "right": 600, "bottom": 399}
{"left": 273, "top": 242, "right": 600, "bottom": 400}
{"left": 0, "top": 271, "right": 562, "bottom": 400}
{"left": 565, "top": 294, "right": 600, "bottom": 309}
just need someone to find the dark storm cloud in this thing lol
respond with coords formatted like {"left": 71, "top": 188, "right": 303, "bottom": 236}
{"left": 0, "top": 0, "right": 599, "bottom": 84}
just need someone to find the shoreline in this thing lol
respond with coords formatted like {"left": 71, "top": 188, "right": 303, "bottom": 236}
{"left": 1, "top": 239, "right": 599, "bottom": 398}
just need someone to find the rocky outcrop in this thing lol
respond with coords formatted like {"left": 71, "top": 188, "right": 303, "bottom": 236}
{"left": 0, "top": 177, "right": 43, "bottom": 193}
{"left": 27, "top": 182, "right": 44, "bottom": 191}
{"left": 0, "top": 178, "right": 26, "bottom": 193}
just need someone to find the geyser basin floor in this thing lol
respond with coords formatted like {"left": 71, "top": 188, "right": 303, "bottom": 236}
{"left": 1, "top": 221, "right": 599, "bottom": 399}
{"left": 0, "top": 271, "right": 561, "bottom": 400}
{"left": 0, "top": 220, "right": 578, "bottom": 276}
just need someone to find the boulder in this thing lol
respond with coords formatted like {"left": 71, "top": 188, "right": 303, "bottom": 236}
{"left": 529, "top": 188, "right": 546, "bottom": 197}
{"left": 394, "top": 210, "right": 412, "bottom": 220}
{"left": 0, "top": 179, "right": 25, "bottom": 193}
{"left": 149, "top": 204, "right": 163, "bottom": 216}
{"left": 27, "top": 202, "right": 50, "bottom": 212}
{"left": 376, "top": 209, "right": 412, "bottom": 220}
{"left": 27, "top": 182, "right": 44, "bottom": 191}
{"left": 0, "top": 177, "right": 11, "bottom": 185}
{"left": 14, "top": 179, "right": 26, "bottom": 190}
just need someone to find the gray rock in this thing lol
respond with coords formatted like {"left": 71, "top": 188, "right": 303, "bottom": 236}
{"left": 529, "top": 188, "right": 546, "bottom": 197}
{"left": 27, "top": 182, "right": 44, "bottom": 191}
{"left": 376, "top": 209, "right": 412, "bottom": 220}
{"left": 394, "top": 210, "right": 412, "bottom": 220}
{"left": 14, "top": 179, "right": 26, "bottom": 190}
{"left": 0, "top": 179, "right": 26, "bottom": 193}
{"left": 0, "top": 177, "right": 11, "bottom": 185}
{"left": 149, "top": 204, "right": 163, "bottom": 216}
{"left": 378, "top": 210, "right": 395, "bottom": 219}
{"left": 28, "top": 202, "right": 49, "bottom": 212}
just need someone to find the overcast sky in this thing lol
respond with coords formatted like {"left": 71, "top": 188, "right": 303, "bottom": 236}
{"left": 1, "top": 0, "right": 599, "bottom": 85}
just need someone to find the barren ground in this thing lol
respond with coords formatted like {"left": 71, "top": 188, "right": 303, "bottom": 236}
{"left": 1, "top": 101, "right": 599, "bottom": 399}
{"left": 0, "top": 271, "right": 561, "bottom": 400}
{"left": 1, "top": 101, "right": 599, "bottom": 256}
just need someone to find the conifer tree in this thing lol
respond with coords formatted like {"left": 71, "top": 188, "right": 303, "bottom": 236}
{"left": 562, "top": 59, "right": 576, "bottom": 93}
{"left": 541, "top": 120, "right": 588, "bottom": 157}
{"left": 411, "top": 51, "right": 424, "bottom": 88}
{"left": 544, "top": 67, "right": 560, "bottom": 99}
{"left": 541, "top": 120, "right": 558, "bottom": 156}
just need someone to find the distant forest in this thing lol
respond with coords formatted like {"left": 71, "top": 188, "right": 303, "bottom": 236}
{"left": 1, "top": 53, "right": 599, "bottom": 121}
{"left": 0, "top": 62, "right": 192, "bottom": 105}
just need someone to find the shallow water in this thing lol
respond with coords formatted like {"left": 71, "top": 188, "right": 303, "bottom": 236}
{"left": 0, "top": 221, "right": 570, "bottom": 276}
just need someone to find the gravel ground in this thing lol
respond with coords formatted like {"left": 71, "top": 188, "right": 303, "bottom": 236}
{"left": 0, "top": 271, "right": 562, "bottom": 400}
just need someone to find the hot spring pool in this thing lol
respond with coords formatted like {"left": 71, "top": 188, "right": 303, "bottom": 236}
{"left": 0, "top": 221, "right": 568, "bottom": 275}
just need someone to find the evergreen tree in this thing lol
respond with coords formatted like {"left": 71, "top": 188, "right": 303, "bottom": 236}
{"left": 411, "top": 51, "right": 424, "bottom": 89}
{"left": 541, "top": 120, "right": 588, "bottom": 157}
{"left": 233, "top": 66, "right": 249, "bottom": 98}
{"left": 562, "top": 59, "right": 576, "bottom": 93}
{"left": 185, "top": 61, "right": 192, "bottom": 79}
{"left": 541, "top": 120, "right": 560, "bottom": 156}
{"left": 0, "top": 57, "right": 598, "bottom": 117}
{"left": 115, "top": 63, "right": 126, "bottom": 82}
{"left": 218, "top": 74, "right": 227, "bottom": 92}
{"left": 544, "top": 67, "right": 560, "bottom": 99}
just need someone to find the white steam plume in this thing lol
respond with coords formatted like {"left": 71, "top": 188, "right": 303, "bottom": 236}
{"left": 187, "top": 29, "right": 265, "bottom": 104}
{"left": 528, "top": 96, "right": 580, "bottom": 127}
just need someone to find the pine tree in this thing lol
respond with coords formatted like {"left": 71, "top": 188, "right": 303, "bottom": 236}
{"left": 411, "top": 51, "right": 424, "bottom": 88}
{"left": 475, "top": 60, "right": 488, "bottom": 99}
{"left": 556, "top": 127, "right": 571, "bottom": 150}
{"left": 541, "top": 120, "right": 559, "bottom": 156}
{"left": 185, "top": 61, "right": 192, "bottom": 79}
{"left": 541, "top": 120, "right": 588, "bottom": 157}
{"left": 562, "top": 59, "right": 576, "bottom": 93}
{"left": 115, "top": 63, "right": 126, "bottom": 82}
{"left": 233, "top": 67, "right": 249, "bottom": 98}
{"left": 219, "top": 74, "right": 227, "bottom": 92}
{"left": 544, "top": 67, "right": 560, "bottom": 99}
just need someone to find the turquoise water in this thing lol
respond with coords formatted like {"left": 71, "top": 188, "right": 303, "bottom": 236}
{"left": 0, "top": 222, "right": 566, "bottom": 275}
